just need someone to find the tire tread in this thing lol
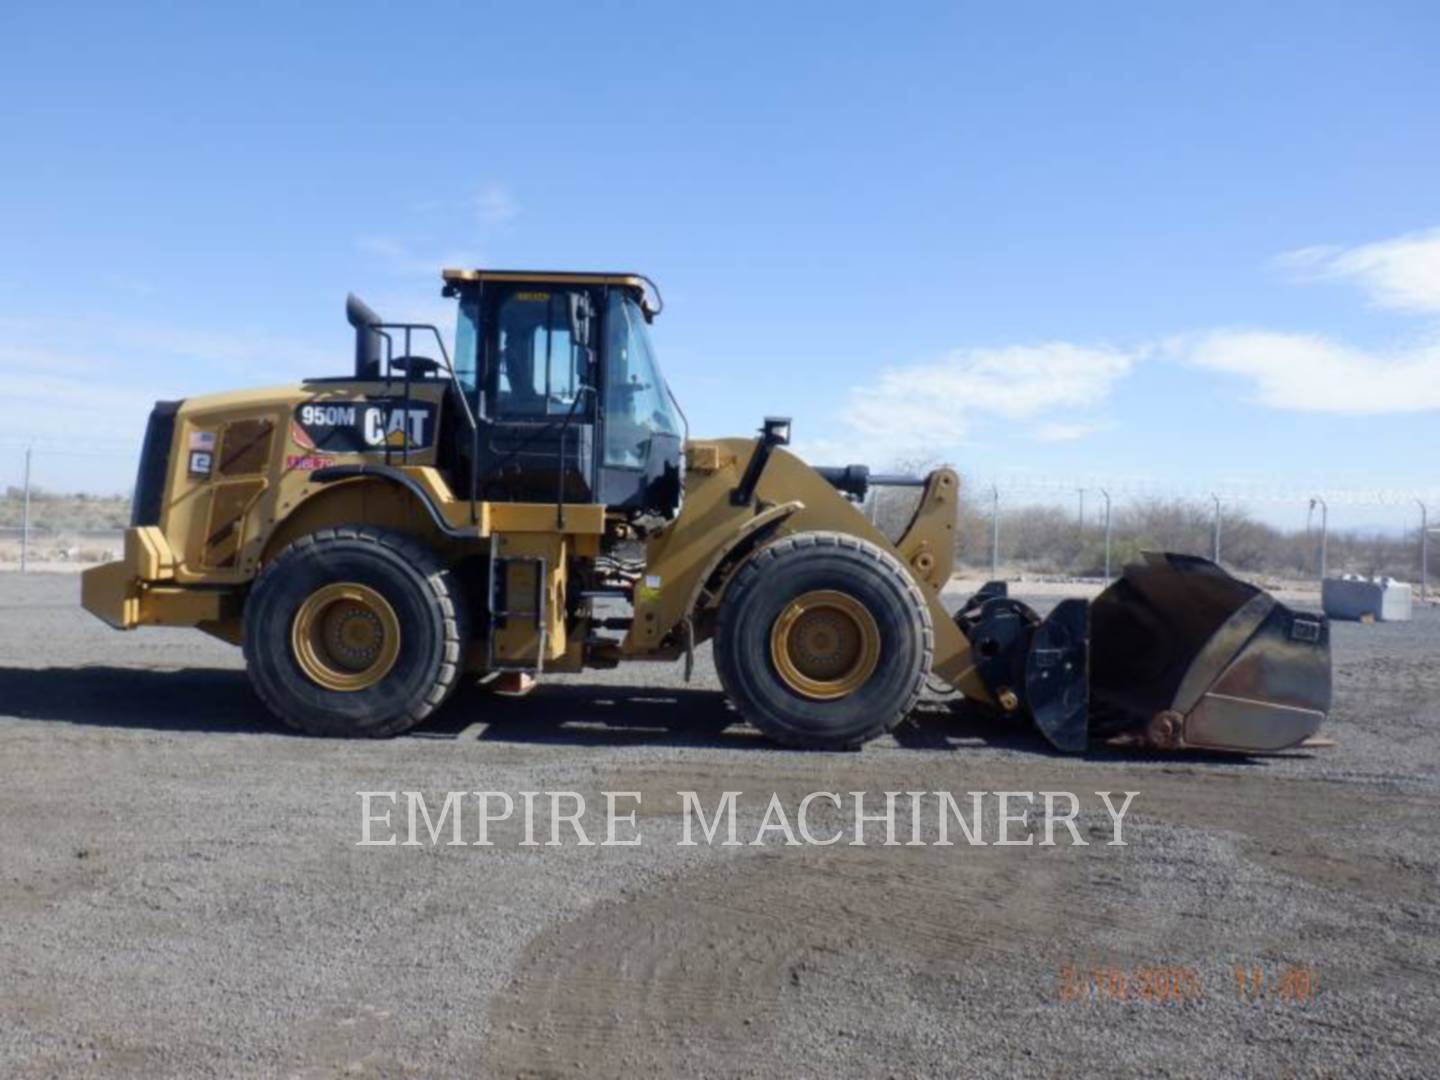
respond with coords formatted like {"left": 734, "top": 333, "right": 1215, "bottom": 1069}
{"left": 242, "top": 526, "right": 467, "bottom": 737}
{"left": 715, "top": 530, "right": 933, "bottom": 749}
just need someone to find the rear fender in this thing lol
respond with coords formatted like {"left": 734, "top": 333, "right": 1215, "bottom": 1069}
{"left": 259, "top": 476, "right": 450, "bottom": 567}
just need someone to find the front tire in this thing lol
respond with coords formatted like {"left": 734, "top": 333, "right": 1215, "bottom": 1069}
{"left": 714, "top": 531, "right": 933, "bottom": 749}
{"left": 243, "top": 527, "right": 467, "bottom": 737}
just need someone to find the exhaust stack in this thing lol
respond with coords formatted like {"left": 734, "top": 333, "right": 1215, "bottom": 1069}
{"left": 346, "top": 293, "right": 384, "bottom": 380}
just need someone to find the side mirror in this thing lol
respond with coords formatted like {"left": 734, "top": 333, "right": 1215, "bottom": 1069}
{"left": 568, "top": 293, "right": 594, "bottom": 348}
{"left": 762, "top": 416, "right": 792, "bottom": 446}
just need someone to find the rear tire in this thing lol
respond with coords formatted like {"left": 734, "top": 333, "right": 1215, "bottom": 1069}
{"left": 714, "top": 531, "right": 933, "bottom": 749}
{"left": 243, "top": 527, "right": 467, "bottom": 737}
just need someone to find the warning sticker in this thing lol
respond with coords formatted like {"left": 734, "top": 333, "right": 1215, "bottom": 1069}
{"left": 636, "top": 574, "right": 663, "bottom": 604}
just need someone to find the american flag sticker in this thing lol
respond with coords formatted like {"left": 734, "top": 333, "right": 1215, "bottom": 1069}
{"left": 189, "top": 430, "right": 217, "bottom": 452}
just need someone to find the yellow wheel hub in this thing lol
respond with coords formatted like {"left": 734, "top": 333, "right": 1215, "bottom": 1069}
{"left": 291, "top": 582, "right": 401, "bottom": 692}
{"left": 770, "top": 589, "right": 881, "bottom": 700}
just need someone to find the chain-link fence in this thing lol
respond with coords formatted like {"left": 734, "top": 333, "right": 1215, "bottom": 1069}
{"left": 0, "top": 448, "right": 1434, "bottom": 600}
{"left": 0, "top": 448, "right": 128, "bottom": 571}
{"left": 866, "top": 474, "right": 1436, "bottom": 598}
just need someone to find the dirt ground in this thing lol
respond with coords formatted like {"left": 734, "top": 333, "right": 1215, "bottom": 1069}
{"left": 1, "top": 573, "right": 1437, "bottom": 1078}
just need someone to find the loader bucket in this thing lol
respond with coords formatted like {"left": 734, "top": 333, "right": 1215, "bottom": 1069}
{"left": 1088, "top": 553, "right": 1330, "bottom": 752}
{"left": 953, "top": 554, "right": 1331, "bottom": 753}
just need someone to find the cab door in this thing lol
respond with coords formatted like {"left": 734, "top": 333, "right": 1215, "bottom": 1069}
{"left": 475, "top": 284, "right": 599, "bottom": 503}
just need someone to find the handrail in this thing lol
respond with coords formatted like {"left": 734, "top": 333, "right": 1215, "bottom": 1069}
{"left": 361, "top": 319, "right": 477, "bottom": 436}
{"left": 361, "top": 317, "right": 479, "bottom": 523}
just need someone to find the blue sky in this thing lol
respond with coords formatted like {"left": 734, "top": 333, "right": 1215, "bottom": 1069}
{"left": 1, "top": 2, "right": 1437, "bottom": 531}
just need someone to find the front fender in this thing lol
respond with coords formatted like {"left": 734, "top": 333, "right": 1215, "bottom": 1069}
{"left": 621, "top": 439, "right": 987, "bottom": 700}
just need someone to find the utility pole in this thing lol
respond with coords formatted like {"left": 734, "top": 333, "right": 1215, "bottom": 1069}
{"left": 1211, "top": 493, "right": 1222, "bottom": 565}
{"left": 1309, "top": 496, "right": 1328, "bottom": 582}
{"left": 1100, "top": 488, "right": 1112, "bottom": 580}
{"left": 990, "top": 484, "right": 1000, "bottom": 580}
{"left": 20, "top": 446, "right": 32, "bottom": 574}
{"left": 1418, "top": 499, "right": 1428, "bottom": 603}
{"left": 1077, "top": 487, "right": 1085, "bottom": 532}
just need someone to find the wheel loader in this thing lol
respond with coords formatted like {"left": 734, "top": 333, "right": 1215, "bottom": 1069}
{"left": 81, "top": 269, "right": 1332, "bottom": 752}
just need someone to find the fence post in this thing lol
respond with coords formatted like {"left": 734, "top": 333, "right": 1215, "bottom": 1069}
{"left": 1100, "top": 488, "right": 1112, "bottom": 580}
{"left": 1418, "top": 500, "right": 1428, "bottom": 603}
{"left": 990, "top": 485, "right": 1000, "bottom": 581}
{"left": 1211, "top": 493, "right": 1222, "bottom": 565}
{"left": 1309, "top": 496, "right": 1328, "bottom": 582}
{"left": 20, "top": 446, "right": 33, "bottom": 573}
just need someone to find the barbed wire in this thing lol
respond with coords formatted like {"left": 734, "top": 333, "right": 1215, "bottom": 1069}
{"left": 970, "top": 474, "right": 1440, "bottom": 508}
{"left": 0, "top": 445, "right": 1433, "bottom": 512}
{"left": 0, "top": 444, "right": 136, "bottom": 458}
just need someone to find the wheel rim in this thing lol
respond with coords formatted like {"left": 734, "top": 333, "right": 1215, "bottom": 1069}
{"left": 291, "top": 582, "right": 401, "bottom": 692}
{"left": 770, "top": 589, "right": 881, "bottom": 700}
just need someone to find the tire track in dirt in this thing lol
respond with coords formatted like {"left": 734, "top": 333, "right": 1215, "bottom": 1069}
{"left": 484, "top": 767, "right": 1438, "bottom": 1077}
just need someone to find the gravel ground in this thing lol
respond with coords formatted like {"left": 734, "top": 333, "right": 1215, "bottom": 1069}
{"left": 1, "top": 572, "right": 1437, "bottom": 1078}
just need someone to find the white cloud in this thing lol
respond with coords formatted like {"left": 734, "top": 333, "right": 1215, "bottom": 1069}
{"left": 356, "top": 236, "right": 484, "bottom": 279}
{"left": 359, "top": 291, "right": 458, "bottom": 340}
{"left": 410, "top": 182, "right": 517, "bottom": 231}
{"left": 358, "top": 183, "right": 513, "bottom": 296}
{"left": 113, "top": 325, "right": 328, "bottom": 379}
{"left": 1274, "top": 227, "right": 1440, "bottom": 313}
{"left": 0, "top": 318, "right": 335, "bottom": 462}
{"left": 1179, "top": 329, "right": 1440, "bottom": 413}
{"left": 1184, "top": 225, "right": 1440, "bottom": 415}
{"left": 101, "top": 272, "right": 157, "bottom": 298}
{"left": 3, "top": 343, "right": 106, "bottom": 376}
{"left": 0, "top": 367, "right": 158, "bottom": 451}
{"left": 828, "top": 342, "right": 1138, "bottom": 463}
{"left": 1029, "top": 419, "right": 1112, "bottom": 442}
{"left": 474, "top": 183, "right": 518, "bottom": 227}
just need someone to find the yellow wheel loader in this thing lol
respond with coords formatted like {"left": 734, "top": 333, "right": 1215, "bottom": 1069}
{"left": 82, "top": 269, "right": 1331, "bottom": 752}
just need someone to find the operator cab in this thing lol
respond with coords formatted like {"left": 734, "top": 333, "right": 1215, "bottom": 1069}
{"left": 344, "top": 270, "right": 684, "bottom": 519}
{"left": 444, "top": 270, "right": 683, "bottom": 517}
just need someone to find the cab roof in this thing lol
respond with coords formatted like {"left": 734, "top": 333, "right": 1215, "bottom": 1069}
{"left": 440, "top": 268, "right": 662, "bottom": 316}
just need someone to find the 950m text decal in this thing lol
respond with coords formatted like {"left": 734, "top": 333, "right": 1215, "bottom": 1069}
{"left": 292, "top": 399, "right": 437, "bottom": 454}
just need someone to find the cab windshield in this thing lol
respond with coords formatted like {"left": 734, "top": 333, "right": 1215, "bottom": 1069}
{"left": 603, "top": 290, "right": 681, "bottom": 468}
